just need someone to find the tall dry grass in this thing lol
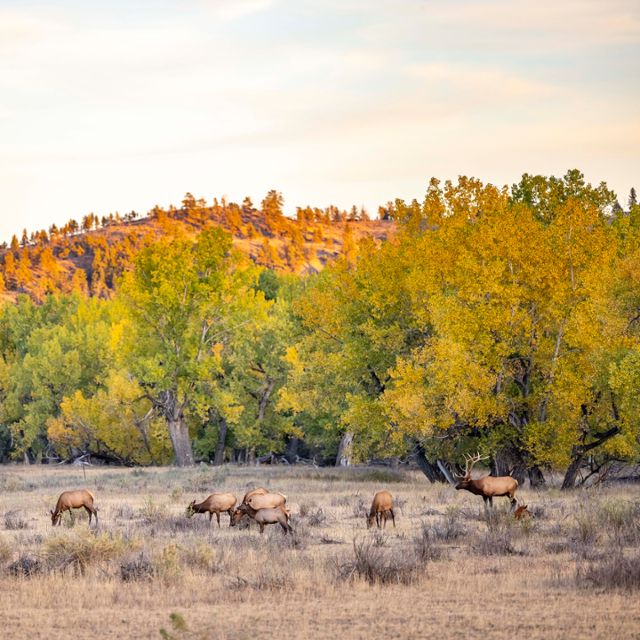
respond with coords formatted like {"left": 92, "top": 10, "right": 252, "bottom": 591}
{"left": 0, "top": 464, "right": 638, "bottom": 639}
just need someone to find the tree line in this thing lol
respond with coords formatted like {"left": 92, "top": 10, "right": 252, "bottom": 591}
{"left": 0, "top": 170, "right": 639, "bottom": 489}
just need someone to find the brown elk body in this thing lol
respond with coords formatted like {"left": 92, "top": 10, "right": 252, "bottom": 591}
{"left": 455, "top": 453, "right": 518, "bottom": 510}
{"left": 245, "top": 492, "right": 287, "bottom": 511}
{"left": 367, "top": 490, "right": 396, "bottom": 529}
{"left": 231, "top": 503, "right": 293, "bottom": 535}
{"left": 186, "top": 492, "right": 237, "bottom": 527}
{"left": 50, "top": 489, "right": 98, "bottom": 527}
{"left": 242, "top": 487, "right": 269, "bottom": 504}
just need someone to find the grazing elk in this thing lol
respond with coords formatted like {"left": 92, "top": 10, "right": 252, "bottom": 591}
{"left": 367, "top": 490, "right": 396, "bottom": 529}
{"left": 50, "top": 489, "right": 98, "bottom": 527}
{"left": 186, "top": 492, "right": 237, "bottom": 527}
{"left": 231, "top": 503, "right": 293, "bottom": 535}
{"left": 244, "top": 491, "right": 287, "bottom": 512}
{"left": 242, "top": 486, "right": 269, "bottom": 504}
{"left": 454, "top": 452, "right": 518, "bottom": 511}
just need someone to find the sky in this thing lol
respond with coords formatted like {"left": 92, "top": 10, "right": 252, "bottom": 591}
{"left": 0, "top": 0, "right": 639, "bottom": 242}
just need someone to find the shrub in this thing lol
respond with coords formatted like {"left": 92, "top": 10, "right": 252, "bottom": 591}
{"left": 476, "top": 518, "right": 519, "bottom": 556}
{"left": 306, "top": 507, "right": 327, "bottom": 527}
{"left": 4, "top": 510, "right": 28, "bottom": 530}
{"left": 120, "top": 551, "right": 154, "bottom": 582}
{"left": 430, "top": 508, "right": 466, "bottom": 541}
{"left": 598, "top": 500, "right": 640, "bottom": 546}
{"left": 414, "top": 524, "right": 443, "bottom": 562}
{"left": 42, "top": 529, "right": 127, "bottom": 575}
{"left": 335, "top": 538, "right": 425, "bottom": 585}
{"left": 577, "top": 554, "right": 640, "bottom": 591}
{"left": 8, "top": 554, "right": 42, "bottom": 577}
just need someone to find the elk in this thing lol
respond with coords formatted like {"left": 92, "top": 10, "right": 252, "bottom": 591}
{"left": 244, "top": 491, "right": 287, "bottom": 512}
{"left": 367, "top": 490, "right": 396, "bottom": 529}
{"left": 50, "top": 489, "right": 98, "bottom": 527}
{"left": 454, "top": 452, "right": 518, "bottom": 510}
{"left": 186, "top": 492, "right": 237, "bottom": 527}
{"left": 231, "top": 503, "right": 293, "bottom": 535}
{"left": 242, "top": 486, "right": 269, "bottom": 504}
{"left": 514, "top": 501, "right": 532, "bottom": 520}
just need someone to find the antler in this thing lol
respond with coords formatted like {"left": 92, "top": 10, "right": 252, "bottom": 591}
{"left": 454, "top": 452, "right": 489, "bottom": 479}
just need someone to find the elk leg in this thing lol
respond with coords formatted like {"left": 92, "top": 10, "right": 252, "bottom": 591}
{"left": 69, "top": 509, "right": 75, "bottom": 525}
{"left": 259, "top": 523, "right": 265, "bottom": 534}
{"left": 390, "top": 509, "right": 396, "bottom": 528}
{"left": 209, "top": 512, "right": 213, "bottom": 524}
{"left": 509, "top": 496, "right": 517, "bottom": 512}
{"left": 280, "top": 521, "right": 288, "bottom": 535}
{"left": 228, "top": 509, "right": 233, "bottom": 527}
{"left": 85, "top": 506, "right": 92, "bottom": 525}
{"left": 216, "top": 512, "right": 221, "bottom": 528}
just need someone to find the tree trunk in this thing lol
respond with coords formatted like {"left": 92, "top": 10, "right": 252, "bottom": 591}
{"left": 561, "top": 456, "right": 583, "bottom": 490}
{"left": 413, "top": 443, "right": 447, "bottom": 483}
{"left": 528, "top": 466, "right": 546, "bottom": 488}
{"left": 335, "top": 432, "right": 353, "bottom": 467}
{"left": 561, "top": 425, "right": 620, "bottom": 490}
{"left": 284, "top": 436, "right": 300, "bottom": 464}
{"left": 167, "top": 416, "right": 194, "bottom": 467}
{"left": 213, "top": 417, "right": 228, "bottom": 466}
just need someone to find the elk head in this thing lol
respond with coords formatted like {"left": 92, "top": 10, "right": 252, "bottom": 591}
{"left": 230, "top": 505, "right": 248, "bottom": 527}
{"left": 185, "top": 501, "right": 196, "bottom": 518}
{"left": 514, "top": 501, "right": 531, "bottom": 520}
{"left": 366, "top": 514, "right": 376, "bottom": 529}
{"left": 454, "top": 452, "right": 489, "bottom": 490}
{"left": 50, "top": 509, "right": 59, "bottom": 526}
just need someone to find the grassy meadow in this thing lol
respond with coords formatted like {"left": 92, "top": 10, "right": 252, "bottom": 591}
{"left": 0, "top": 464, "right": 639, "bottom": 639}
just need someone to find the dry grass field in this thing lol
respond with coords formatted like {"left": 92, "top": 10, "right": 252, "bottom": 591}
{"left": 0, "top": 464, "right": 639, "bottom": 640}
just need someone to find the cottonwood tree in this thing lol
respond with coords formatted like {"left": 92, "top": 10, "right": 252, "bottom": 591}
{"left": 120, "top": 227, "right": 264, "bottom": 466}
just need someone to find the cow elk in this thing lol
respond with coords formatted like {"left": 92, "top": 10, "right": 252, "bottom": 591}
{"left": 50, "top": 489, "right": 98, "bottom": 527}
{"left": 231, "top": 503, "right": 293, "bottom": 535}
{"left": 454, "top": 452, "right": 518, "bottom": 511}
{"left": 367, "top": 490, "right": 396, "bottom": 529}
{"left": 186, "top": 492, "right": 237, "bottom": 527}
{"left": 242, "top": 486, "right": 269, "bottom": 504}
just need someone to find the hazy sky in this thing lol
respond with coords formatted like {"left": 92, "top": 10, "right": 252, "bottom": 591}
{"left": 1, "top": 0, "right": 638, "bottom": 242}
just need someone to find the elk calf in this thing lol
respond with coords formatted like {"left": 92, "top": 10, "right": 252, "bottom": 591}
{"left": 50, "top": 489, "right": 98, "bottom": 527}
{"left": 367, "top": 490, "right": 396, "bottom": 529}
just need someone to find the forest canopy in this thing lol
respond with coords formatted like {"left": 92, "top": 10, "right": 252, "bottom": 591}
{"left": 1, "top": 171, "right": 638, "bottom": 489}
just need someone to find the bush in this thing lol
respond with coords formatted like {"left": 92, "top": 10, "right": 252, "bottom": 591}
{"left": 599, "top": 500, "right": 640, "bottom": 546}
{"left": 414, "top": 524, "right": 443, "bottom": 562}
{"left": 8, "top": 554, "right": 42, "bottom": 577}
{"left": 306, "top": 507, "right": 327, "bottom": 527}
{"left": 430, "top": 508, "right": 466, "bottom": 541}
{"left": 4, "top": 510, "right": 28, "bottom": 530}
{"left": 120, "top": 551, "right": 154, "bottom": 582}
{"left": 43, "top": 529, "right": 127, "bottom": 575}
{"left": 577, "top": 554, "right": 640, "bottom": 591}
{"left": 335, "top": 538, "right": 425, "bottom": 585}
{"left": 475, "top": 519, "right": 519, "bottom": 556}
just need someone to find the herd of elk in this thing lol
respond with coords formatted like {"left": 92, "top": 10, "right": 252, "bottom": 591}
{"left": 47, "top": 455, "right": 527, "bottom": 535}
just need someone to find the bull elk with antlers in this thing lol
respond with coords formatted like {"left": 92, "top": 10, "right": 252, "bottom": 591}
{"left": 455, "top": 452, "right": 518, "bottom": 511}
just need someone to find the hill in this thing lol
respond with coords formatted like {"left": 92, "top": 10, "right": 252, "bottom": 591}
{"left": 0, "top": 192, "right": 394, "bottom": 301}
